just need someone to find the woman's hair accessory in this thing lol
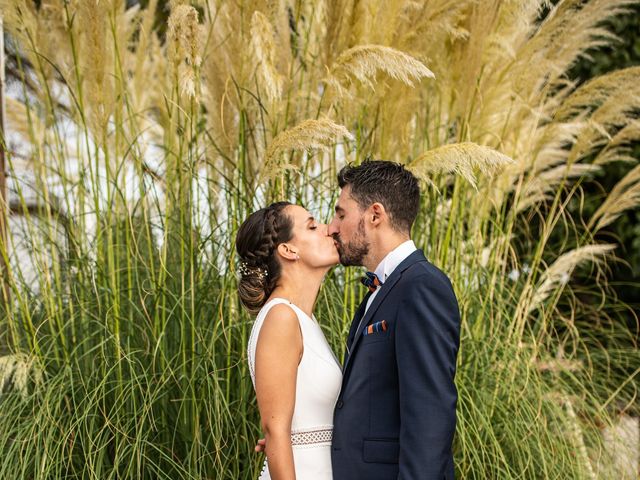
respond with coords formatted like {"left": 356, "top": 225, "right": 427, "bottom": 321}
{"left": 238, "top": 261, "right": 268, "bottom": 279}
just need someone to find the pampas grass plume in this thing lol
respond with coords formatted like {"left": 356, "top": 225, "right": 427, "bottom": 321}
{"left": 408, "top": 142, "right": 514, "bottom": 189}
{"left": 251, "top": 11, "right": 284, "bottom": 102}
{"left": 589, "top": 164, "right": 640, "bottom": 232}
{"left": 168, "top": 4, "right": 202, "bottom": 99}
{"left": 266, "top": 118, "right": 354, "bottom": 161}
{"left": 327, "top": 45, "right": 434, "bottom": 96}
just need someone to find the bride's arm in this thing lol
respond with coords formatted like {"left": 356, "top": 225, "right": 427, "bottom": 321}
{"left": 254, "top": 303, "right": 303, "bottom": 480}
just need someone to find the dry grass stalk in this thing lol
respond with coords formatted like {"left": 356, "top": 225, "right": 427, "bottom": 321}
{"left": 0, "top": 353, "right": 43, "bottom": 399}
{"left": 517, "top": 163, "right": 601, "bottom": 212}
{"left": 517, "top": 0, "right": 633, "bottom": 99}
{"left": 568, "top": 89, "right": 640, "bottom": 165}
{"left": 563, "top": 394, "right": 598, "bottom": 480}
{"left": 594, "top": 121, "right": 640, "bottom": 165}
{"left": 5, "top": 97, "right": 42, "bottom": 143}
{"left": 535, "top": 358, "right": 583, "bottom": 373}
{"left": 555, "top": 66, "right": 640, "bottom": 121}
{"left": 322, "top": 0, "right": 354, "bottom": 67}
{"left": 528, "top": 244, "right": 616, "bottom": 313}
{"left": 589, "top": 164, "right": 640, "bottom": 232}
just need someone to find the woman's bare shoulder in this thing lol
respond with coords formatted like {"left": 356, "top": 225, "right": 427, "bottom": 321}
{"left": 259, "top": 303, "right": 302, "bottom": 344}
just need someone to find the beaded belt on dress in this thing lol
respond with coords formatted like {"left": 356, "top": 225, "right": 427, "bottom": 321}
{"left": 290, "top": 426, "right": 333, "bottom": 446}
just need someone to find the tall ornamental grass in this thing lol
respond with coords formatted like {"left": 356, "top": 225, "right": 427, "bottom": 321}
{"left": 0, "top": 0, "right": 638, "bottom": 478}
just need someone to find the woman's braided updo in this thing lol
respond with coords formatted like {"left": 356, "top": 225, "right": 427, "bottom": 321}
{"left": 235, "top": 201, "right": 294, "bottom": 315}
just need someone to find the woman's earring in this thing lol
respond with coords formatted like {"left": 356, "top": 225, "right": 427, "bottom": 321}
{"left": 295, "top": 254, "right": 300, "bottom": 260}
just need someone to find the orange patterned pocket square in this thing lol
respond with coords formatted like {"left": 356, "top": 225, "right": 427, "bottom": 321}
{"left": 362, "top": 320, "right": 387, "bottom": 336}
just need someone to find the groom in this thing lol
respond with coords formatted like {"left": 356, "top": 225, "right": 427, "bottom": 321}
{"left": 327, "top": 160, "right": 460, "bottom": 479}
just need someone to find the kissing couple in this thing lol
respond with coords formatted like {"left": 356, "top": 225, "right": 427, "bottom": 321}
{"left": 236, "top": 160, "right": 461, "bottom": 480}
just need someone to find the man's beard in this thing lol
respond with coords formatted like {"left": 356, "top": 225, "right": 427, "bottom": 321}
{"left": 334, "top": 218, "right": 369, "bottom": 267}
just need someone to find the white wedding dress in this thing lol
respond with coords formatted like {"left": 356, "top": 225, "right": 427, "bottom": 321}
{"left": 248, "top": 298, "right": 342, "bottom": 479}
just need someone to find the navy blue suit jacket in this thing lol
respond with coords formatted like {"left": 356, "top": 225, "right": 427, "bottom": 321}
{"left": 331, "top": 250, "right": 460, "bottom": 479}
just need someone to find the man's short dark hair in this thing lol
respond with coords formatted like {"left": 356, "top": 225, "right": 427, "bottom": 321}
{"left": 337, "top": 160, "right": 420, "bottom": 233}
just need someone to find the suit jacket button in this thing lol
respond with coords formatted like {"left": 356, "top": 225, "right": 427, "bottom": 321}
{"left": 336, "top": 400, "right": 344, "bottom": 409}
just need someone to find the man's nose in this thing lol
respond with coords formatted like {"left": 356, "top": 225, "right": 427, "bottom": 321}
{"left": 327, "top": 217, "right": 338, "bottom": 236}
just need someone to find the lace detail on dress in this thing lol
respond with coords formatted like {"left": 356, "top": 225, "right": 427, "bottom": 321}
{"left": 291, "top": 426, "right": 333, "bottom": 446}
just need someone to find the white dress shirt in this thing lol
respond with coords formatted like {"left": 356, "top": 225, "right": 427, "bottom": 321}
{"left": 364, "top": 240, "right": 417, "bottom": 315}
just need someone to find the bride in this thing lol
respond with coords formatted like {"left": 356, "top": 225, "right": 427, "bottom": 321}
{"left": 236, "top": 201, "right": 342, "bottom": 480}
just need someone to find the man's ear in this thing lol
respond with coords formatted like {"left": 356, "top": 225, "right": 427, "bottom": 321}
{"left": 276, "top": 243, "right": 298, "bottom": 261}
{"left": 370, "top": 202, "right": 386, "bottom": 226}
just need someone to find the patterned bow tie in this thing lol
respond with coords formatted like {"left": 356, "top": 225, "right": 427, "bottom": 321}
{"left": 361, "top": 271, "right": 383, "bottom": 292}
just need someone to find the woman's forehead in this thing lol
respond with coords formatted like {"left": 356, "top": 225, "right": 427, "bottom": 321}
{"left": 287, "top": 204, "right": 312, "bottom": 221}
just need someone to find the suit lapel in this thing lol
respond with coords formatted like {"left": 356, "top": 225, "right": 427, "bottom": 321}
{"left": 347, "top": 275, "right": 400, "bottom": 355}
{"left": 342, "top": 292, "right": 371, "bottom": 366}
{"left": 347, "top": 293, "right": 370, "bottom": 345}
{"left": 340, "top": 250, "right": 426, "bottom": 381}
